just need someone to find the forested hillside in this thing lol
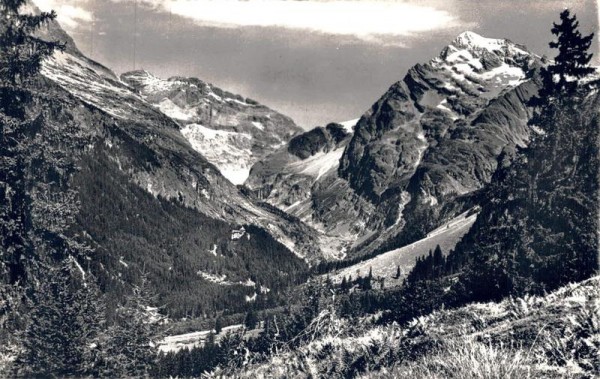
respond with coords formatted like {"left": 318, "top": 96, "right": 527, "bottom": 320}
{"left": 380, "top": 85, "right": 598, "bottom": 328}
{"left": 74, "top": 149, "right": 309, "bottom": 318}
{"left": 447, "top": 85, "right": 599, "bottom": 301}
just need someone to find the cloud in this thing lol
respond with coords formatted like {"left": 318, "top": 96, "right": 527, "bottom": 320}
{"left": 117, "top": 0, "right": 465, "bottom": 45}
{"left": 32, "top": 0, "right": 92, "bottom": 30}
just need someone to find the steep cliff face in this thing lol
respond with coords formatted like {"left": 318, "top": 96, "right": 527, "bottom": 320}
{"left": 248, "top": 32, "right": 543, "bottom": 259}
{"left": 247, "top": 123, "right": 352, "bottom": 208}
{"left": 355, "top": 33, "right": 541, "bottom": 255}
{"left": 120, "top": 70, "right": 303, "bottom": 184}
{"left": 340, "top": 32, "right": 537, "bottom": 202}
{"left": 376, "top": 78, "right": 541, "bottom": 252}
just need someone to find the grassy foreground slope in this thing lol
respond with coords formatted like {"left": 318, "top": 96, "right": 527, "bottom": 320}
{"left": 224, "top": 276, "right": 599, "bottom": 378}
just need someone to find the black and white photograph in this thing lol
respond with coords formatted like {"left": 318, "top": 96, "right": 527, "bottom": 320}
{"left": 0, "top": 0, "right": 598, "bottom": 377}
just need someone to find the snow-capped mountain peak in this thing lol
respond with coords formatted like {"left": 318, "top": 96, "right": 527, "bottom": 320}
{"left": 445, "top": 31, "right": 531, "bottom": 62}
{"left": 452, "top": 31, "right": 507, "bottom": 51}
{"left": 122, "top": 69, "right": 178, "bottom": 94}
{"left": 425, "top": 31, "right": 537, "bottom": 107}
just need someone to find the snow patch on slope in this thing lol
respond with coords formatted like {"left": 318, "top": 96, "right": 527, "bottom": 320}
{"left": 180, "top": 124, "right": 253, "bottom": 184}
{"left": 287, "top": 147, "right": 346, "bottom": 181}
{"left": 251, "top": 121, "right": 265, "bottom": 130}
{"left": 339, "top": 118, "right": 360, "bottom": 133}
{"left": 157, "top": 98, "right": 197, "bottom": 121}
{"left": 197, "top": 271, "right": 257, "bottom": 287}
{"left": 124, "top": 69, "right": 177, "bottom": 93}
{"left": 159, "top": 324, "right": 244, "bottom": 353}
{"left": 428, "top": 34, "right": 531, "bottom": 106}
{"left": 41, "top": 51, "right": 142, "bottom": 119}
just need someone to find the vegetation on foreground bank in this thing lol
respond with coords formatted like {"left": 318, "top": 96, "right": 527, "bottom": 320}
{"left": 221, "top": 276, "right": 599, "bottom": 378}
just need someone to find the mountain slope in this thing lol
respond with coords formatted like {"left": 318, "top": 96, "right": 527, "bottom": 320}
{"left": 12, "top": 13, "right": 324, "bottom": 317}
{"left": 329, "top": 208, "right": 479, "bottom": 287}
{"left": 245, "top": 121, "right": 372, "bottom": 259}
{"left": 39, "top": 49, "right": 320, "bottom": 256}
{"left": 120, "top": 70, "right": 303, "bottom": 184}
{"left": 341, "top": 32, "right": 536, "bottom": 201}
{"left": 339, "top": 32, "right": 541, "bottom": 255}
{"left": 247, "top": 32, "right": 542, "bottom": 261}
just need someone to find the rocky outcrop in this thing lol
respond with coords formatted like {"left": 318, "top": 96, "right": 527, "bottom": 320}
{"left": 245, "top": 120, "right": 370, "bottom": 259}
{"left": 287, "top": 123, "right": 349, "bottom": 159}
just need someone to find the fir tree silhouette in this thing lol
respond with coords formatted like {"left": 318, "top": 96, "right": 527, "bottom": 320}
{"left": 540, "top": 9, "right": 594, "bottom": 96}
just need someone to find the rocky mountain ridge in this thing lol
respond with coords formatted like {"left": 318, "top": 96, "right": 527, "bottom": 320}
{"left": 245, "top": 120, "right": 365, "bottom": 259}
{"left": 39, "top": 50, "right": 320, "bottom": 257}
{"left": 247, "top": 31, "right": 543, "bottom": 260}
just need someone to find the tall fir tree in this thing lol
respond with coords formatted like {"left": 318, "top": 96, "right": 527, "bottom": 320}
{"left": 244, "top": 307, "right": 258, "bottom": 329}
{"left": 432, "top": 245, "right": 444, "bottom": 277}
{"left": 541, "top": 9, "right": 594, "bottom": 95}
{"left": 0, "top": 0, "right": 64, "bottom": 283}
{"left": 0, "top": 0, "right": 63, "bottom": 86}
{"left": 215, "top": 316, "right": 224, "bottom": 334}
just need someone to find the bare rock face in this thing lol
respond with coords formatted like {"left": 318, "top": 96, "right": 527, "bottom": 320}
{"left": 248, "top": 32, "right": 544, "bottom": 260}
{"left": 120, "top": 70, "right": 303, "bottom": 184}
{"left": 287, "top": 123, "right": 349, "bottom": 159}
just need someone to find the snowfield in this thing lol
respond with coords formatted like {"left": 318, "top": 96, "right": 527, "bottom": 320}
{"left": 159, "top": 324, "right": 245, "bottom": 353}
{"left": 339, "top": 118, "right": 360, "bottom": 133}
{"left": 180, "top": 124, "right": 253, "bottom": 184}
{"left": 287, "top": 146, "right": 346, "bottom": 181}
{"left": 117, "top": 70, "right": 302, "bottom": 187}
{"left": 157, "top": 98, "right": 198, "bottom": 121}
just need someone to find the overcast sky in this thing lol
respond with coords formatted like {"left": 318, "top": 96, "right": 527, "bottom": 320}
{"left": 33, "top": 0, "right": 599, "bottom": 129}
